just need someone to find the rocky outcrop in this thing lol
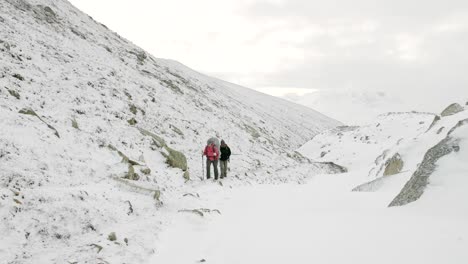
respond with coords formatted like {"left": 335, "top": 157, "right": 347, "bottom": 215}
{"left": 383, "top": 153, "right": 404, "bottom": 176}
{"left": 139, "top": 128, "right": 189, "bottom": 174}
{"left": 388, "top": 120, "right": 467, "bottom": 207}
{"left": 426, "top": 115, "right": 440, "bottom": 132}
{"left": 440, "top": 103, "right": 464, "bottom": 117}
{"left": 315, "top": 162, "right": 348, "bottom": 173}
{"left": 19, "top": 108, "right": 60, "bottom": 138}
{"left": 162, "top": 145, "right": 188, "bottom": 171}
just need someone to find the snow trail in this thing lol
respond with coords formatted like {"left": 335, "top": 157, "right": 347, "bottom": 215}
{"left": 149, "top": 172, "right": 468, "bottom": 264}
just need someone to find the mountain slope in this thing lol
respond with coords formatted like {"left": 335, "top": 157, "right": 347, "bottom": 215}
{"left": 299, "top": 103, "right": 468, "bottom": 209}
{"left": 0, "top": 0, "right": 340, "bottom": 263}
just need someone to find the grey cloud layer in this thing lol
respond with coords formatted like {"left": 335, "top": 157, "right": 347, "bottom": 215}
{"left": 240, "top": 0, "right": 468, "bottom": 97}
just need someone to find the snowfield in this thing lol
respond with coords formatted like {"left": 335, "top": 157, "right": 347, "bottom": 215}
{"left": 151, "top": 107, "right": 468, "bottom": 264}
{"left": 1, "top": 0, "right": 468, "bottom": 263}
{"left": 1, "top": 0, "right": 339, "bottom": 263}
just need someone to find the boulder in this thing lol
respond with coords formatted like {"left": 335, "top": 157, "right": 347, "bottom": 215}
{"left": 71, "top": 118, "right": 79, "bottom": 129}
{"left": 162, "top": 145, "right": 188, "bottom": 171}
{"left": 127, "top": 118, "right": 137, "bottom": 125}
{"left": 140, "top": 167, "right": 151, "bottom": 175}
{"left": 107, "top": 232, "right": 117, "bottom": 241}
{"left": 440, "top": 103, "right": 464, "bottom": 117}
{"left": 125, "top": 165, "right": 139, "bottom": 181}
{"left": 183, "top": 170, "right": 190, "bottom": 181}
{"left": 383, "top": 153, "right": 404, "bottom": 176}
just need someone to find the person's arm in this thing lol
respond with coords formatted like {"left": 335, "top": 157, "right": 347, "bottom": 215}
{"left": 227, "top": 147, "right": 231, "bottom": 160}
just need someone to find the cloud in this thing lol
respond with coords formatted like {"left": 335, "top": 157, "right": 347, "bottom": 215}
{"left": 238, "top": 0, "right": 468, "bottom": 100}
{"left": 69, "top": 0, "right": 468, "bottom": 108}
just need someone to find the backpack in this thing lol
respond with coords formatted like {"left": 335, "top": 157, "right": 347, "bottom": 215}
{"left": 206, "top": 144, "right": 215, "bottom": 157}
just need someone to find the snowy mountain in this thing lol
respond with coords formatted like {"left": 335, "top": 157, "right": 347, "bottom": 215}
{"left": 299, "top": 102, "right": 468, "bottom": 208}
{"left": 283, "top": 88, "right": 467, "bottom": 125}
{"left": 0, "top": 0, "right": 341, "bottom": 263}
{"left": 150, "top": 103, "right": 468, "bottom": 264}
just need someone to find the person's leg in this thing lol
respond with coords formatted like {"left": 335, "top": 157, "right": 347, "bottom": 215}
{"left": 221, "top": 160, "right": 227, "bottom": 178}
{"left": 213, "top": 159, "right": 219, "bottom": 180}
{"left": 224, "top": 160, "right": 229, "bottom": 177}
{"left": 206, "top": 159, "right": 211, "bottom": 179}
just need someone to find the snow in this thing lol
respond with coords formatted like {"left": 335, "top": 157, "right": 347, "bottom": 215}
{"left": 149, "top": 109, "right": 468, "bottom": 264}
{"left": 149, "top": 173, "right": 468, "bottom": 264}
{"left": 1, "top": 0, "right": 467, "bottom": 263}
{"left": 0, "top": 0, "right": 339, "bottom": 263}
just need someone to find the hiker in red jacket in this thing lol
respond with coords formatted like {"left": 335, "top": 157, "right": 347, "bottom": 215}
{"left": 203, "top": 142, "right": 220, "bottom": 180}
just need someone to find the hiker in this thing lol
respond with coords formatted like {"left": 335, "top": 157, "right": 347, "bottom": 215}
{"left": 219, "top": 140, "right": 231, "bottom": 179}
{"left": 203, "top": 142, "right": 220, "bottom": 180}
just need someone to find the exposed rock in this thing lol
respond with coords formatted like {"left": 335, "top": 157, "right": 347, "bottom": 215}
{"left": 440, "top": 103, "right": 464, "bottom": 117}
{"left": 71, "top": 118, "right": 79, "bottom": 129}
{"left": 383, "top": 153, "right": 404, "bottom": 176}
{"left": 436, "top": 127, "right": 444, "bottom": 134}
{"left": 90, "top": 243, "right": 103, "bottom": 253}
{"left": 129, "top": 49, "right": 147, "bottom": 64}
{"left": 107, "top": 145, "right": 141, "bottom": 166}
{"left": 153, "top": 190, "right": 161, "bottom": 201}
{"left": 140, "top": 167, "right": 151, "bottom": 175}
{"left": 19, "top": 108, "right": 60, "bottom": 138}
{"left": 127, "top": 118, "right": 137, "bottom": 125}
{"left": 125, "top": 165, "right": 139, "bottom": 181}
{"left": 320, "top": 151, "right": 327, "bottom": 158}
{"left": 139, "top": 128, "right": 166, "bottom": 147}
{"left": 287, "top": 151, "right": 311, "bottom": 163}
{"left": 129, "top": 104, "right": 137, "bottom": 115}
{"left": 161, "top": 79, "right": 183, "bottom": 94}
{"left": 12, "top": 73, "right": 24, "bottom": 81}
{"left": 7, "top": 88, "right": 20, "bottom": 99}
{"left": 183, "top": 193, "right": 200, "bottom": 198}
{"left": 162, "top": 145, "right": 188, "bottom": 171}
{"left": 107, "top": 232, "right": 117, "bottom": 241}
{"left": 183, "top": 170, "right": 190, "bottom": 181}
{"left": 389, "top": 120, "right": 468, "bottom": 206}
{"left": 178, "top": 209, "right": 204, "bottom": 217}
{"left": 426, "top": 115, "right": 440, "bottom": 132}
{"left": 34, "top": 5, "right": 59, "bottom": 24}
{"left": 244, "top": 124, "right": 260, "bottom": 139}
{"left": 70, "top": 27, "right": 86, "bottom": 39}
{"left": 447, "top": 118, "right": 468, "bottom": 136}
{"left": 315, "top": 162, "right": 347, "bottom": 173}
{"left": 170, "top": 124, "right": 184, "bottom": 137}
{"left": 7, "top": 0, "right": 32, "bottom": 12}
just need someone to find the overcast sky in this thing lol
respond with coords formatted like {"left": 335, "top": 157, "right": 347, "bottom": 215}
{"left": 69, "top": 0, "right": 468, "bottom": 104}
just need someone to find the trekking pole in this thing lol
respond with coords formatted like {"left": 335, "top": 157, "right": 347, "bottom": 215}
{"left": 201, "top": 154, "right": 205, "bottom": 180}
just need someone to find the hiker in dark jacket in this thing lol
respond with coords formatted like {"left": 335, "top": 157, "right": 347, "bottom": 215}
{"left": 219, "top": 140, "right": 231, "bottom": 179}
{"left": 203, "top": 142, "right": 220, "bottom": 180}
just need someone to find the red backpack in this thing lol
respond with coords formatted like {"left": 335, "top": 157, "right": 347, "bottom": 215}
{"left": 205, "top": 144, "right": 215, "bottom": 157}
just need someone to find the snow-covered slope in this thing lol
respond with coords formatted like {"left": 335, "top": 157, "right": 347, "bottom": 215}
{"left": 0, "top": 0, "right": 340, "bottom": 263}
{"left": 299, "top": 102, "right": 468, "bottom": 208}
